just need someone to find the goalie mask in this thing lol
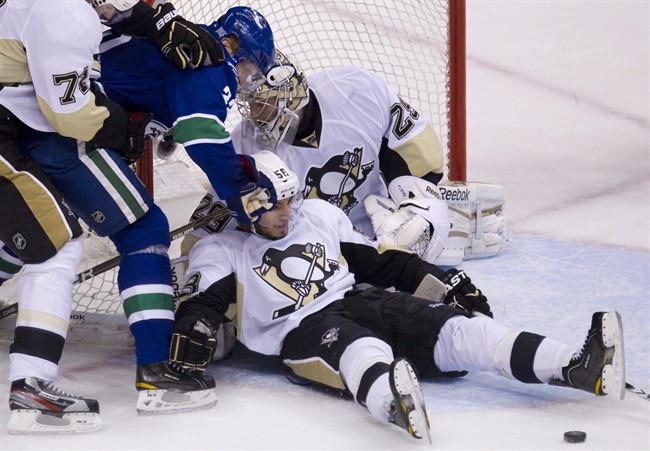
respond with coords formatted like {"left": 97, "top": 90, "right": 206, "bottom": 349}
{"left": 210, "top": 6, "right": 276, "bottom": 92}
{"left": 244, "top": 151, "right": 301, "bottom": 240}
{"left": 237, "top": 50, "right": 310, "bottom": 150}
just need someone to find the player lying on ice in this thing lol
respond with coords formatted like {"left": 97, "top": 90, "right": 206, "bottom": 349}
{"left": 170, "top": 151, "right": 626, "bottom": 442}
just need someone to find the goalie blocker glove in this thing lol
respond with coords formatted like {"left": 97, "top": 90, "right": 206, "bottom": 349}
{"left": 105, "top": 1, "right": 225, "bottom": 70}
{"left": 441, "top": 269, "right": 492, "bottom": 317}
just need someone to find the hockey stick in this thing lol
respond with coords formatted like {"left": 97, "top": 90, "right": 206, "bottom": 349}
{"left": 625, "top": 382, "right": 650, "bottom": 401}
{"left": 0, "top": 206, "right": 231, "bottom": 321}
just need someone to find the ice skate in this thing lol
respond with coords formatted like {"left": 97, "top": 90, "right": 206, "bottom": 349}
{"left": 387, "top": 358, "right": 431, "bottom": 443}
{"left": 554, "top": 311, "right": 625, "bottom": 399}
{"left": 135, "top": 360, "right": 218, "bottom": 415}
{"left": 7, "top": 377, "right": 102, "bottom": 435}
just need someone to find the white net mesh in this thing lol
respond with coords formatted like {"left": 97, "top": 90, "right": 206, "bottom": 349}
{"left": 0, "top": 0, "right": 457, "bottom": 321}
{"left": 180, "top": 0, "right": 453, "bottom": 162}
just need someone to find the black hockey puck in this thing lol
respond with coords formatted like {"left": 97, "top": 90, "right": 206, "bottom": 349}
{"left": 564, "top": 431, "right": 587, "bottom": 443}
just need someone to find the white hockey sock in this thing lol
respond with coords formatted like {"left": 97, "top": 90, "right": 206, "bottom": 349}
{"left": 532, "top": 338, "right": 574, "bottom": 382}
{"left": 339, "top": 337, "right": 393, "bottom": 409}
{"left": 365, "top": 375, "right": 392, "bottom": 422}
{"left": 11, "top": 238, "right": 83, "bottom": 381}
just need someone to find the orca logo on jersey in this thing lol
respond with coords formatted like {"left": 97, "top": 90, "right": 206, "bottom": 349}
{"left": 303, "top": 148, "right": 374, "bottom": 215}
{"left": 253, "top": 242, "right": 339, "bottom": 320}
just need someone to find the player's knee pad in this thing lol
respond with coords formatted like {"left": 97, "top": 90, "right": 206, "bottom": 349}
{"left": 19, "top": 237, "right": 83, "bottom": 279}
{"left": 339, "top": 336, "right": 394, "bottom": 399}
{"left": 438, "top": 315, "right": 521, "bottom": 376}
{"left": 110, "top": 204, "right": 170, "bottom": 255}
{"left": 16, "top": 238, "right": 83, "bottom": 322}
{"left": 435, "top": 182, "right": 507, "bottom": 266}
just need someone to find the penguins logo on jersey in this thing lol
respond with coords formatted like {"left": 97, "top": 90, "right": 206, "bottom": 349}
{"left": 254, "top": 242, "right": 339, "bottom": 319}
{"left": 303, "top": 148, "right": 374, "bottom": 215}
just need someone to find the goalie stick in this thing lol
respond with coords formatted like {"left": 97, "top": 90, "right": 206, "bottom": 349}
{"left": 0, "top": 206, "right": 231, "bottom": 321}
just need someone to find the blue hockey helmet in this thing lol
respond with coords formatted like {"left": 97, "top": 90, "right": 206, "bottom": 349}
{"left": 210, "top": 7, "right": 276, "bottom": 74}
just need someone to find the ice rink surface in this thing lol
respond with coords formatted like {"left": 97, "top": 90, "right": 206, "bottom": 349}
{"left": 1, "top": 1, "right": 648, "bottom": 450}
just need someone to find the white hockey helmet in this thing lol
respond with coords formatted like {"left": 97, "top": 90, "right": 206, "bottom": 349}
{"left": 90, "top": 0, "right": 140, "bottom": 23}
{"left": 251, "top": 150, "right": 300, "bottom": 202}
{"left": 90, "top": 0, "right": 139, "bottom": 12}
{"left": 237, "top": 50, "right": 309, "bottom": 150}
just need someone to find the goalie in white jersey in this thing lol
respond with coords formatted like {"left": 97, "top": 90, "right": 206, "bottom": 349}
{"left": 171, "top": 151, "right": 625, "bottom": 442}
{"left": 187, "top": 50, "right": 507, "bottom": 266}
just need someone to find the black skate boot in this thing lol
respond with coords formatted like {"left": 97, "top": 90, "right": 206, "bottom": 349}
{"left": 8, "top": 377, "right": 102, "bottom": 434}
{"left": 135, "top": 361, "right": 217, "bottom": 415}
{"left": 388, "top": 358, "right": 431, "bottom": 443}
{"left": 554, "top": 311, "right": 625, "bottom": 399}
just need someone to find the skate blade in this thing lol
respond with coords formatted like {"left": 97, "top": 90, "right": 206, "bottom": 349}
{"left": 7, "top": 409, "right": 103, "bottom": 435}
{"left": 136, "top": 388, "right": 218, "bottom": 416}
{"left": 392, "top": 360, "right": 432, "bottom": 444}
{"left": 601, "top": 311, "right": 626, "bottom": 400}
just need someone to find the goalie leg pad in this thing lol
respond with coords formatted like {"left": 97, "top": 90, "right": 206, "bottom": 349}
{"left": 437, "top": 182, "right": 507, "bottom": 262}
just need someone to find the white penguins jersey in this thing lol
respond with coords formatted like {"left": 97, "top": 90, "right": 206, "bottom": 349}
{"left": 184, "top": 200, "right": 401, "bottom": 356}
{"left": 192, "top": 66, "right": 443, "bottom": 239}
{"left": 0, "top": 0, "right": 107, "bottom": 140}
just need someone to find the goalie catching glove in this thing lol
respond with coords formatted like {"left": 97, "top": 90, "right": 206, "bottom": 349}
{"left": 170, "top": 313, "right": 218, "bottom": 370}
{"left": 364, "top": 176, "right": 450, "bottom": 263}
{"left": 440, "top": 269, "right": 492, "bottom": 317}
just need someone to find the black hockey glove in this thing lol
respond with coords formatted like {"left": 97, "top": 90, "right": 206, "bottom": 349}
{"left": 146, "top": 3, "right": 224, "bottom": 70}
{"left": 170, "top": 313, "right": 218, "bottom": 370}
{"left": 441, "top": 269, "right": 493, "bottom": 318}
{"left": 120, "top": 112, "right": 153, "bottom": 164}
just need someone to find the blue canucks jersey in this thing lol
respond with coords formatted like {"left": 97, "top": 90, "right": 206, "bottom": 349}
{"left": 98, "top": 33, "right": 247, "bottom": 200}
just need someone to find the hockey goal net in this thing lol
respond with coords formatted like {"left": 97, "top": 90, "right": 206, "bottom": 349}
{"left": 0, "top": 0, "right": 466, "bottom": 323}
